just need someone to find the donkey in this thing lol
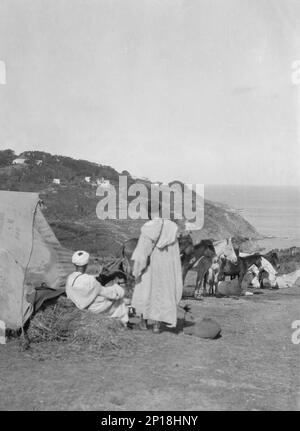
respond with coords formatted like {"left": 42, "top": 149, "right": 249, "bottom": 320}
{"left": 119, "top": 233, "right": 196, "bottom": 281}
{"left": 181, "top": 238, "right": 216, "bottom": 284}
{"left": 218, "top": 251, "right": 262, "bottom": 288}
{"left": 116, "top": 233, "right": 216, "bottom": 293}
{"left": 194, "top": 238, "right": 237, "bottom": 297}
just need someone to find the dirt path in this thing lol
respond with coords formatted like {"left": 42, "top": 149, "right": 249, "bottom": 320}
{"left": 1, "top": 288, "right": 299, "bottom": 411}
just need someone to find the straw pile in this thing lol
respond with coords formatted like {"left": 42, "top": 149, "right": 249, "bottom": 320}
{"left": 27, "top": 295, "right": 136, "bottom": 354}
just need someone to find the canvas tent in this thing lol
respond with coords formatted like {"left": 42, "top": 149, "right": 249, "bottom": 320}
{"left": 0, "top": 191, "right": 73, "bottom": 329}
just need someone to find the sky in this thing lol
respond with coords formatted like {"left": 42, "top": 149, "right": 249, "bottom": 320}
{"left": 0, "top": 0, "right": 300, "bottom": 186}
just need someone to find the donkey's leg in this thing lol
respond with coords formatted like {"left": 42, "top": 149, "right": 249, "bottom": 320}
{"left": 206, "top": 273, "right": 214, "bottom": 296}
{"left": 196, "top": 259, "right": 211, "bottom": 298}
{"left": 181, "top": 258, "right": 190, "bottom": 284}
{"left": 204, "top": 272, "right": 209, "bottom": 296}
{"left": 214, "top": 274, "right": 219, "bottom": 295}
{"left": 212, "top": 281, "right": 216, "bottom": 296}
{"left": 211, "top": 277, "right": 217, "bottom": 296}
{"left": 194, "top": 265, "right": 203, "bottom": 299}
{"left": 238, "top": 267, "right": 246, "bottom": 290}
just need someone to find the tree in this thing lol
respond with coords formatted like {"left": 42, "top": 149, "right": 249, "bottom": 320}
{"left": 0, "top": 149, "right": 15, "bottom": 167}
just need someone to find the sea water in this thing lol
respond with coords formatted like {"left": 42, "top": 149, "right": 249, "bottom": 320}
{"left": 205, "top": 185, "right": 300, "bottom": 250}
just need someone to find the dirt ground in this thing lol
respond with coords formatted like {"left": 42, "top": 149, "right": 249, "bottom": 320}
{"left": 0, "top": 287, "right": 299, "bottom": 411}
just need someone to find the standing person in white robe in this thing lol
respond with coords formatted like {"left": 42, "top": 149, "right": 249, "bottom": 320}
{"left": 131, "top": 208, "right": 183, "bottom": 333}
{"left": 66, "top": 250, "right": 129, "bottom": 325}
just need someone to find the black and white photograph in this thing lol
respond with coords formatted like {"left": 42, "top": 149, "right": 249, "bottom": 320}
{"left": 0, "top": 0, "right": 299, "bottom": 413}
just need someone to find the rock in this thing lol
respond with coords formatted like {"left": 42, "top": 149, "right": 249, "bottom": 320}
{"left": 184, "top": 318, "right": 221, "bottom": 339}
{"left": 217, "top": 279, "right": 242, "bottom": 296}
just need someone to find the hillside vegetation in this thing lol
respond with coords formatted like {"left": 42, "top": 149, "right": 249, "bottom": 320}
{"left": 0, "top": 149, "right": 260, "bottom": 255}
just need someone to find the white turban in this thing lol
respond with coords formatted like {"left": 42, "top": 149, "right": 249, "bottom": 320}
{"left": 72, "top": 250, "right": 90, "bottom": 266}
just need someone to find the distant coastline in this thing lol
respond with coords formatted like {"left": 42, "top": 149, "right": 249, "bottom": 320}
{"left": 205, "top": 184, "right": 300, "bottom": 252}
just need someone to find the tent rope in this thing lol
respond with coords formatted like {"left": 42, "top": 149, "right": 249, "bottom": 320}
{"left": 20, "top": 200, "right": 40, "bottom": 345}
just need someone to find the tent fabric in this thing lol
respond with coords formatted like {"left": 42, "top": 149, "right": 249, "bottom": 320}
{"left": 258, "top": 257, "right": 277, "bottom": 288}
{"left": 0, "top": 248, "right": 30, "bottom": 329}
{"left": 241, "top": 265, "right": 260, "bottom": 289}
{"left": 26, "top": 286, "right": 66, "bottom": 314}
{"left": 242, "top": 258, "right": 277, "bottom": 289}
{"left": 0, "top": 191, "right": 73, "bottom": 329}
{"left": 276, "top": 269, "right": 300, "bottom": 289}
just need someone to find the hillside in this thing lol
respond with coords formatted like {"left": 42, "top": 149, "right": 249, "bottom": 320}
{"left": 0, "top": 149, "right": 260, "bottom": 255}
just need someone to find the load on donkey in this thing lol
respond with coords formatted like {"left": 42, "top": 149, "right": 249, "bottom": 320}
{"left": 188, "top": 238, "right": 238, "bottom": 297}
{"left": 96, "top": 222, "right": 279, "bottom": 299}
{"left": 96, "top": 234, "right": 216, "bottom": 296}
{"left": 96, "top": 234, "right": 205, "bottom": 290}
{"left": 96, "top": 234, "right": 240, "bottom": 299}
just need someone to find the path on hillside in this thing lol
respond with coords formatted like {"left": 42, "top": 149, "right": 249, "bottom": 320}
{"left": 0, "top": 288, "right": 299, "bottom": 411}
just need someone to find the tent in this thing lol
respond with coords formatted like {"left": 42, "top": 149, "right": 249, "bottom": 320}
{"left": 0, "top": 191, "right": 73, "bottom": 329}
{"left": 277, "top": 269, "right": 300, "bottom": 289}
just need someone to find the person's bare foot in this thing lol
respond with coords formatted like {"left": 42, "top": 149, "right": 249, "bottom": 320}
{"left": 139, "top": 316, "right": 148, "bottom": 330}
{"left": 152, "top": 321, "right": 160, "bottom": 334}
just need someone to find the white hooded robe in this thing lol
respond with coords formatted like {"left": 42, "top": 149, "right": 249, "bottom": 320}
{"left": 131, "top": 218, "right": 183, "bottom": 327}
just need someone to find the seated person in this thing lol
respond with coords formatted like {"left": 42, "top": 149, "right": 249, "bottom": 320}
{"left": 66, "top": 250, "right": 129, "bottom": 326}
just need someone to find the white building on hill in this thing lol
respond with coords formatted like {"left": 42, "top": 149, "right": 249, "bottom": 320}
{"left": 12, "top": 158, "right": 26, "bottom": 165}
{"left": 53, "top": 178, "right": 60, "bottom": 185}
{"left": 97, "top": 178, "right": 110, "bottom": 187}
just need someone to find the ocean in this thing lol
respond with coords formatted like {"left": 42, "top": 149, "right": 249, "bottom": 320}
{"left": 205, "top": 185, "right": 300, "bottom": 250}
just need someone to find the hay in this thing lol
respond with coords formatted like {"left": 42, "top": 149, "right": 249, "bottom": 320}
{"left": 27, "top": 295, "right": 136, "bottom": 353}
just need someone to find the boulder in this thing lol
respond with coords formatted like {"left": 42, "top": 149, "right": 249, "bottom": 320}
{"left": 217, "top": 279, "right": 242, "bottom": 296}
{"left": 184, "top": 317, "right": 221, "bottom": 339}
